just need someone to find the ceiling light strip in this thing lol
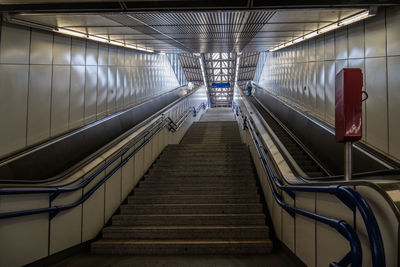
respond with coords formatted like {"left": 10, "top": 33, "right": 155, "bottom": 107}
{"left": 57, "top": 27, "right": 154, "bottom": 53}
{"left": 3, "top": 17, "right": 155, "bottom": 53}
{"left": 268, "top": 10, "right": 374, "bottom": 52}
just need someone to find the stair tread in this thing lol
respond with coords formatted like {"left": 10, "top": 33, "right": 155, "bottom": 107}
{"left": 104, "top": 225, "right": 269, "bottom": 230}
{"left": 122, "top": 203, "right": 262, "bottom": 207}
{"left": 93, "top": 240, "right": 272, "bottom": 245}
{"left": 115, "top": 213, "right": 264, "bottom": 217}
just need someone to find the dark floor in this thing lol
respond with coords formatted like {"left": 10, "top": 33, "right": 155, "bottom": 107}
{"left": 52, "top": 250, "right": 302, "bottom": 267}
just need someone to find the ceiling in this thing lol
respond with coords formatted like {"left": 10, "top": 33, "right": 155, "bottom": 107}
{"left": 1, "top": 5, "right": 374, "bottom": 106}
{"left": 0, "top": 0, "right": 391, "bottom": 10}
{"left": 8, "top": 8, "right": 367, "bottom": 53}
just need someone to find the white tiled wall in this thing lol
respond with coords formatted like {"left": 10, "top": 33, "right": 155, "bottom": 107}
{"left": 258, "top": 7, "right": 400, "bottom": 162}
{"left": 0, "top": 22, "right": 180, "bottom": 158}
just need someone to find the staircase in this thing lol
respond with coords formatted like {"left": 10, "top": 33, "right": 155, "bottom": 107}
{"left": 91, "top": 120, "right": 273, "bottom": 255}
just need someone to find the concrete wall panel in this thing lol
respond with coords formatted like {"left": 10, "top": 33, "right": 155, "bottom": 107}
{"left": 365, "top": 57, "right": 388, "bottom": 152}
{"left": 30, "top": 30, "right": 53, "bottom": 65}
{"left": 53, "top": 34, "right": 71, "bottom": 65}
{"left": 85, "top": 65, "right": 98, "bottom": 123}
{"left": 387, "top": 7, "right": 400, "bottom": 56}
{"left": 0, "top": 65, "right": 29, "bottom": 156}
{"left": 69, "top": 65, "right": 85, "bottom": 129}
{"left": 0, "top": 24, "right": 30, "bottom": 64}
{"left": 388, "top": 56, "right": 400, "bottom": 159}
{"left": 51, "top": 65, "right": 70, "bottom": 136}
{"left": 27, "top": 65, "right": 52, "bottom": 145}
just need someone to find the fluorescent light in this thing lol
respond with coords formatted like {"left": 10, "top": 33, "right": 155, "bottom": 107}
{"left": 318, "top": 23, "right": 339, "bottom": 34}
{"left": 338, "top": 11, "right": 370, "bottom": 26}
{"left": 135, "top": 46, "right": 148, "bottom": 51}
{"left": 58, "top": 28, "right": 87, "bottom": 38}
{"left": 88, "top": 35, "right": 109, "bottom": 43}
{"left": 304, "top": 31, "right": 318, "bottom": 39}
{"left": 159, "top": 52, "right": 166, "bottom": 55}
{"left": 110, "top": 40, "right": 125, "bottom": 47}
{"left": 292, "top": 38, "right": 303, "bottom": 44}
{"left": 135, "top": 46, "right": 153, "bottom": 52}
{"left": 7, "top": 17, "right": 55, "bottom": 31}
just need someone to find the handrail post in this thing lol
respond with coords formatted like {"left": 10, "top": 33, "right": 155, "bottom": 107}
{"left": 344, "top": 141, "right": 352, "bottom": 181}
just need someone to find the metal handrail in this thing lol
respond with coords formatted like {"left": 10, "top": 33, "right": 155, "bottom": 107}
{"left": 0, "top": 102, "right": 206, "bottom": 220}
{"left": 232, "top": 100, "right": 385, "bottom": 267}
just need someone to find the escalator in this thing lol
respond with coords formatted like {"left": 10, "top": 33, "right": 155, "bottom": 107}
{"left": 247, "top": 96, "right": 328, "bottom": 178}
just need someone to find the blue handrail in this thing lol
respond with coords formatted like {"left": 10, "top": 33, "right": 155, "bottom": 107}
{"left": 0, "top": 102, "right": 206, "bottom": 220}
{"left": 232, "top": 100, "right": 385, "bottom": 267}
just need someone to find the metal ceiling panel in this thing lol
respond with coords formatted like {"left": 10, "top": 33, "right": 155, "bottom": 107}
{"left": 0, "top": 1, "right": 392, "bottom": 13}
{"left": 267, "top": 9, "right": 361, "bottom": 23}
{"left": 179, "top": 53, "right": 203, "bottom": 84}
{"left": 11, "top": 7, "right": 366, "bottom": 53}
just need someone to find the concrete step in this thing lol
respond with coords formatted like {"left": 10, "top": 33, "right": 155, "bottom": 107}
{"left": 148, "top": 169, "right": 254, "bottom": 176}
{"left": 161, "top": 151, "right": 249, "bottom": 156}
{"left": 112, "top": 214, "right": 266, "bottom": 226}
{"left": 159, "top": 155, "right": 251, "bottom": 161}
{"left": 166, "top": 144, "right": 247, "bottom": 148}
{"left": 163, "top": 150, "right": 249, "bottom": 156}
{"left": 155, "top": 159, "right": 252, "bottom": 165}
{"left": 151, "top": 165, "right": 252, "bottom": 171}
{"left": 101, "top": 225, "right": 269, "bottom": 240}
{"left": 128, "top": 194, "right": 260, "bottom": 204}
{"left": 91, "top": 239, "right": 273, "bottom": 255}
{"left": 140, "top": 178, "right": 256, "bottom": 186}
{"left": 134, "top": 187, "right": 258, "bottom": 195}
{"left": 120, "top": 203, "right": 264, "bottom": 215}
{"left": 165, "top": 145, "right": 245, "bottom": 149}
{"left": 139, "top": 181, "right": 256, "bottom": 188}
{"left": 144, "top": 172, "right": 255, "bottom": 178}
{"left": 180, "top": 140, "right": 242, "bottom": 143}
{"left": 166, "top": 144, "right": 245, "bottom": 148}
{"left": 180, "top": 135, "right": 241, "bottom": 138}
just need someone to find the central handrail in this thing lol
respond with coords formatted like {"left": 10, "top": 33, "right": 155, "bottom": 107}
{"left": 232, "top": 100, "right": 385, "bottom": 267}
{"left": 0, "top": 102, "right": 206, "bottom": 220}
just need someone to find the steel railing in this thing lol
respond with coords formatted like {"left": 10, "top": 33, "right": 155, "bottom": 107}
{"left": 0, "top": 102, "right": 206, "bottom": 220}
{"left": 232, "top": 100, "right": 385, "bottom": 267}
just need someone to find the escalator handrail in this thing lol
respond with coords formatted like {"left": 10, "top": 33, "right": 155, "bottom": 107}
{"left": 0, "top": 103, "right": 206, "bottom": 220}
{"left": 233, "top": 100, "right": 385, "bottom": 267}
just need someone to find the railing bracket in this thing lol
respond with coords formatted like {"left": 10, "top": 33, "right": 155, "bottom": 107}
{"left": 50, "top": 191, "right": 61, "bottom": 203}
{"left": 49, "top": 209, "right": 59, "bottom": 220}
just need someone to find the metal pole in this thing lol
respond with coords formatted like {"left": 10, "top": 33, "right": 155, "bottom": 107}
{"left": 344, "top": 141, "right": 352, "bottom": 181}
